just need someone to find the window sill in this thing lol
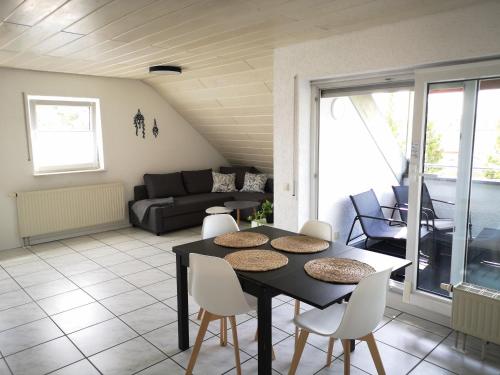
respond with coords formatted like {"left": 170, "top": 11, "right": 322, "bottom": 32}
{"left": 34, "top": 168, "right": 106, "bottom": 176}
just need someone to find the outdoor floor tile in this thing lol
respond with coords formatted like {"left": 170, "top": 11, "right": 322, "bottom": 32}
{"left": 69, "top": 318, "right": 137, "bottom": 356}
{"left": 120, "top": 302, "right": 177, "bottom": 334}
{"left": 51, "top": 302, "right": 114, "bottom": 334}
{"left": 89, "top": 337, "right": 166, "bottom": 375}
{"left": 0, "top": 317, "right": 63, "bottom": 356}
{"left": 5, "top": 337, "right": 82, "bottom": 375}
{"left": 100, "top": 289, "right": 157, "bottom": 316}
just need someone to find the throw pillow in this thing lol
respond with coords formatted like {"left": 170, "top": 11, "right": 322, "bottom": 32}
{"left": 212, "top": 172, "right": 237, "bottom": 192}
{"left": 240, "top": 172, "right": 267, "bottom": 193}
{"left": 220, "top": 166, "right": 259, "bottom": 190}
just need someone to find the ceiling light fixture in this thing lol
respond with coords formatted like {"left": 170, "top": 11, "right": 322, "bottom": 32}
{"left": 149, "top": 65, "right": 182, "bottom": 75}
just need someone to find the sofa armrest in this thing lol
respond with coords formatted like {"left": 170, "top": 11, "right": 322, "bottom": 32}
{"left": 265, "top": 178, "right": 273, "bottom": 194}
{"left": 134, "top": 185, "right": 148, "bottom": 201}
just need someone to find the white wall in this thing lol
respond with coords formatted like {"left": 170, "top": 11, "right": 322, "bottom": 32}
{"left": 273, "top": 2, "right": 500, "bottom": 231}
{"left": 0, "top": 67, "right": 227, "bottom": 251}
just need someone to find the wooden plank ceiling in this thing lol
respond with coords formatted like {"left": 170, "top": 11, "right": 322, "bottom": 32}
{"left": 0, "top": 0, "right": 487, "bottom": 173}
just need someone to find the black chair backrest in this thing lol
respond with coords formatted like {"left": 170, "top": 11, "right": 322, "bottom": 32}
{"left": 392, "top": 185, "right": 409, "bottom": 222}
{"left": 350, "top": 189, "right": 386, "bottom": 238}
{"left": 421, "top": 184, "right": 437, "bottom": 218}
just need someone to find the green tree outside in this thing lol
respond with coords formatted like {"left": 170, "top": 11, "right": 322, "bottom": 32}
{"left": 483, "top": 123, "right": 500, "bottom": 180}
{"left": 424, "top": 121, "right": 444, "bottom": 174}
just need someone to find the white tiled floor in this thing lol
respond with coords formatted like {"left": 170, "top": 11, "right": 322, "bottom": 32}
{"left": 0, "top": 226, "right": 499, "bottom": 375}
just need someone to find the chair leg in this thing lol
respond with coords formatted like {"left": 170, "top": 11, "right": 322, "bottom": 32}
{"left": 229, "top": 316, "right": 242, "bottom": 375}
{"left": 294, "top": 300, "right": 300, "bottom": 347}
{"left": 220, "top": 317, "right": 227, "bottom": 346}
{"left": 364, "top": 333, "right": 386, "bottom": 375}
{"left": 326, "top": 337, "right": 334, "bottom": 367}
{"left": 197, "top": 307, "right": 204, "bottom": 320}
{"left": 342, "top": 339, "right": 350, "bottom": 375}
{"left": 288, "top": 329, "right": 309, "bottom": 375}
{"left": 186, "top": 311, "right": 211, "bottom": 375}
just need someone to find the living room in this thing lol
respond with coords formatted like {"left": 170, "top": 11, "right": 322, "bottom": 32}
{"left": 0, "top": 1, "right": 499, "bottom": 375}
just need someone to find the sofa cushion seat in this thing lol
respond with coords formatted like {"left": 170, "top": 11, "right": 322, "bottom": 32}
{"left": 161, "top": 193, "right": 234, "bottom": 218}
{"left": 231, "top": 192, "right": 273, "bottom": 202}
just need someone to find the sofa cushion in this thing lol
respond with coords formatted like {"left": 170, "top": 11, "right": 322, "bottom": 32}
{"left": 231, "top": 191, "right": 273, "bottom": 203}
{"left": 220, "top": 166, "right": 259, "bottom": 190}
{"left": 182, "top": 169, "right": 213, "bottom": 194}
{"left": 212, "top": 172, "right": 237, "bottom": 192}
{"left": 162, "top": 193, "right": 234, "bottom": 217}
{"left": 144, "top": 173, "right": 187, "bottom": 198}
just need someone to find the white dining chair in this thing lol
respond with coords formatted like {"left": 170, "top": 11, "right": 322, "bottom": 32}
{"left": 186, "top": 253, "right": 257, "bottom": 375}
{"left": 192, "top": 214, "right": 240, "bottom": 346}
{"left": 288, "top": 268, "right": 392, "bottom": 375}
{"left": 293, "top": 220, "right": 332, "bottom": 347}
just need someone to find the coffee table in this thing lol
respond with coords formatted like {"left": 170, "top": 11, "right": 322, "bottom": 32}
{"left": 205, "top": 206, "right": 233, "bottom": 215}
{"left": 224, "top": 200, "right": 259, "bottom": 225}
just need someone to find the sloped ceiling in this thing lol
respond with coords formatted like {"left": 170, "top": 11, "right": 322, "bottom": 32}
{"left": 0, "top": 0, "right": 489, "bottom": 174}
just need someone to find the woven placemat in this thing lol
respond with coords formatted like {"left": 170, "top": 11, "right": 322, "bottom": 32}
{"left": 304, "top": 258, "right": 375, "bottom": 284}
{"left": 224, "top": 249, "right": 288, "bottom": 272}
{"left": 214, "top": 232, "right": 269, "bottom": 248}
{"left": 270, "top": 235, "right": 329, "bottom": 253}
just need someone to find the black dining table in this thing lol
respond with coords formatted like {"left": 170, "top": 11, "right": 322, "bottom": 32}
{"left": 173, "top": 225, "right": 411, "bottom": 375}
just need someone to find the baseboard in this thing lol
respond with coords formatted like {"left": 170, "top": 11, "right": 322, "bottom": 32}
{"left": 21, "top": 220, "right": 131, "bottom": 248}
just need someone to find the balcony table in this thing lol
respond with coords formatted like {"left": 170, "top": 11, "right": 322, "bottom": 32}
{"left": 173, "top": 225, "right": 411, "bottom": 375}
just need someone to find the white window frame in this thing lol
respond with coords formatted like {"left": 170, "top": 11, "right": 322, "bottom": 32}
{"left": 25, "top": 95, "right": 104, "bottom": 176}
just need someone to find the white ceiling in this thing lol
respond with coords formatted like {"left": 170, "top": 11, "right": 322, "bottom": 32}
{"left": 0, "top": 0, "right": 489, "bottom": 173}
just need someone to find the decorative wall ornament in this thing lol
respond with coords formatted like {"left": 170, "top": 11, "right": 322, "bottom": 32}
{"left": 152, "top": 118, "right": 159, "bottom": 138}
{"left": 133, "top": 109, "right": 145, "bottom": 138}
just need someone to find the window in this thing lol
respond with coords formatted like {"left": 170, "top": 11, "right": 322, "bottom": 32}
{"left": 26, "top": 95, "right": 104, "bottom": 175}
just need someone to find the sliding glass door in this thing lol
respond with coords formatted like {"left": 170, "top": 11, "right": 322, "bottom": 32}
{"left": 417, "top": 76, "right": 500, "bottom": 295}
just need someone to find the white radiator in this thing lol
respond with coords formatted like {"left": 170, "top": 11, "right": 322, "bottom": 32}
{"left": 16, "top": 183, "right": 125, "bottom": 240}
{"left": 447, "top": 282, "right": 500, "bottom": 357}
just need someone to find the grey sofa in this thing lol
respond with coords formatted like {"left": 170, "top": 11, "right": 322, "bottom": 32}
{"left": 128, "top": 166, "right": 273, "bottom": 235}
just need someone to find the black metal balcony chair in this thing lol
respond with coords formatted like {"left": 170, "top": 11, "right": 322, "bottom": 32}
{"left": 346, "top": 189, "right": 430, "bottom": 258}
{"left": 391, "top": 184, "right": 454, "bottom": 233}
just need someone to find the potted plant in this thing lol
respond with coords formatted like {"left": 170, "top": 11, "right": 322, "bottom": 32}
{"left": 248, "top": 200, "right": 273, "bottom": 227}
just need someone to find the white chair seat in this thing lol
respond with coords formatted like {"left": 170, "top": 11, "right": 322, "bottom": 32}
{"left": 294, "top": 303, "right": 347, "bottom": 337}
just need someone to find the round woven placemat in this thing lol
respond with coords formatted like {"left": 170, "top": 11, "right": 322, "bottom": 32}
{"left": 270, "top": 235, "right": 329, "bottom": 253}
{"left": 304, "top": 258, "right": 375, "bottom": 284}
{"left": 214, "top": 232, "right": 269, "bottom": 248}
{"left": 224, "top": 249, "right": 288, "bottom": 272}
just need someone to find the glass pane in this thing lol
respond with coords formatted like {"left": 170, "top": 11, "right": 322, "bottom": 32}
{"left": 465, "top": 78, "right": 500, "bottom": 290}
{"left": 418, "top": 83, "right": 464, "bottom": 296}
{"left": 35, "top": 104, "right": 91, "bottom": 131}
{"left": 318, "top": 88, "right": 413, "bottom": 282}
{"left": 32, "top": 102, "right": 97, "bottom": 172}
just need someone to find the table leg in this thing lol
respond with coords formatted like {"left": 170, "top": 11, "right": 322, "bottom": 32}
{"left": 236, "top": 209, "right": 241, "bottom": 225}
{"left": 176, "top": 254, "right": 189, "bottom": 350}
{"left": 257, "top": 290, "right": 273, "bottom": 375}
{"left": 350, "top": 339, "right": 355, "bottom": 352}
